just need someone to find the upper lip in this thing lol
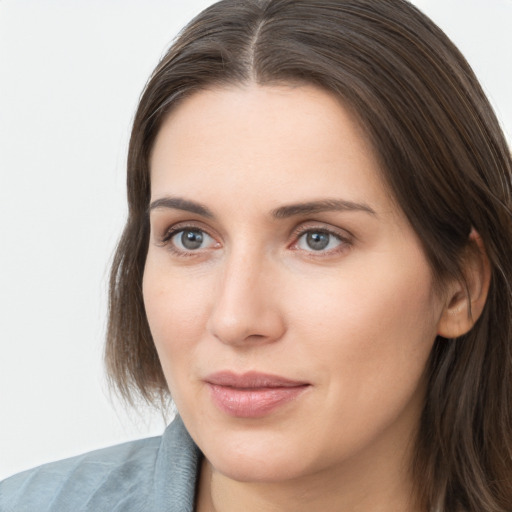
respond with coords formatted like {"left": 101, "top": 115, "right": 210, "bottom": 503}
{"left": 205, "top": 371, "right": 309, "bottom": 388}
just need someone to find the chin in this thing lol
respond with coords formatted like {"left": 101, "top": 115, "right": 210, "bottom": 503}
{"left": 212, "top": 453, "right": 307, "bottom": 483}
{"left": 202, "top": 432, "right": 316, "bottom": 483}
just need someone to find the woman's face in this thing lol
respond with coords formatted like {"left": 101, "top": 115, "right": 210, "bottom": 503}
{"left": 144, "top": 84, "right": 447, "bottom": 484}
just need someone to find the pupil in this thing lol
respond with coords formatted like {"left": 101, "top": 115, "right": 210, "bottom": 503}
{"left": 307, "top": 232, "right": 329, "bottom": 250}
{"left": 182, "top": 230, "right": 203, "bottom": 250}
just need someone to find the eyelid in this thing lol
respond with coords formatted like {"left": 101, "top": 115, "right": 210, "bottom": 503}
{"left": 154, "top": 219, "right": 353, "bottom": 257}
{"left": 159, "top": 220, "right": 215, "bottom": 243}
{"left": 156, "top": 221, "right": 222, "bottom": 259}
{"left": 289, "top": 222, "right": 354, "bottom": 254}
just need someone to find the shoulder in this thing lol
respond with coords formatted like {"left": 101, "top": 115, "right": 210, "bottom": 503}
{"left": 0, "top": 416, "right": 201, "bottom": 512}
{"left": 0, "top": 436, "right": 161, "bottom": 512}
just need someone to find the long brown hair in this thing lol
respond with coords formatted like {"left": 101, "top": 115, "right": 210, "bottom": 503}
{"left": 105, "top": 1, "right": 512, "bottom": 510}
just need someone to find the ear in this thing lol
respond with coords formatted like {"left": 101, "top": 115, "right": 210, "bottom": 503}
{"left": 437, "top": 229, "right": 491, "bottom": 338}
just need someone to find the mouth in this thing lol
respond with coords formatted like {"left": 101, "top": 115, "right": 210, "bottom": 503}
{"left": 204, "top": 371, "right": 311, "bottom": 418}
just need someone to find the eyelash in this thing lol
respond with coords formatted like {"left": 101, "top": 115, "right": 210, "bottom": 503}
{"left": 158, "top": 223, "right": 353, "bottom": 258}
{"left": 160, "top": 223, "right": 217, "bottom": 257}
{"left": 290, "top": 225, "right": 353, "bottom": 256}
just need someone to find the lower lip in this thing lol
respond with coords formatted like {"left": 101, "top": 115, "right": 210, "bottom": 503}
{"left": 207, "top": 383, "right": 309, "bottom": 418}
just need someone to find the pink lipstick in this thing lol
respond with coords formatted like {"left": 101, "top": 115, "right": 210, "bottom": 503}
{"left": 205, "top": 371, "right": 310, "bottom": 418}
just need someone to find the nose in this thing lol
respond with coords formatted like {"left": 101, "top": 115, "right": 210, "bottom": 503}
{"left": 206, "top": 250, "right": 286, "bottom": 347}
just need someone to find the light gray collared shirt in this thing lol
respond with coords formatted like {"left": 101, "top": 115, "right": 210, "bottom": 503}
{"left": 0, "top": 416, "right": 201, "bottom": 512}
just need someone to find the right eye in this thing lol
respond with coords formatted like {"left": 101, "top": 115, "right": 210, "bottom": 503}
{"left": 167, "top": 228, "right": 217, "bottom": 253}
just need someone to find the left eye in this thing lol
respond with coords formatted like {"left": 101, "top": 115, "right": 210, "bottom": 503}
{"left": 170, "top": 229, "right": 215, "bottom": 251}
{"left": 296, "top": 230, "right": 342, "bottom": 252}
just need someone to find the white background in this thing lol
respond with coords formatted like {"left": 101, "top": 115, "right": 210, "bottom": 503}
{"left": 1, "top": 0, "right": 511, "bottom": 480}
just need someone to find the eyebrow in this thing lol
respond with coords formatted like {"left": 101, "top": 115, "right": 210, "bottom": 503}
{"left": 271, "top": 199, "right": 376, "bottom": 218}
{"left": 148, "top": 196, "right": 376, "bottom": 219}
{"left": 148, "top": 196, "right": 214, "bottom": 218}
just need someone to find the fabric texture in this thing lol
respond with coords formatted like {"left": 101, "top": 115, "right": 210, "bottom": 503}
{"left": 0, "top": 416, "right": 201, "bottom": 512}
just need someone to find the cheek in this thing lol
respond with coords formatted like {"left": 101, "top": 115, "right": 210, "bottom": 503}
{"left": 142, "top": 257, "right": 213, "bottom": 378}
{"left": 281, "top": 268, "right": 438, "bottom": 460}
{"left": 290, "top": 261, "right": 436, "bottom": 334}
{"left": 286, "top": 252, "right": 440, "bottom": 398}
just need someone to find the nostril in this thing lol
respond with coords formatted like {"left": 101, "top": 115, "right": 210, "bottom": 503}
{"left": 207, "top": 303, "right": 286, "bottom": 347}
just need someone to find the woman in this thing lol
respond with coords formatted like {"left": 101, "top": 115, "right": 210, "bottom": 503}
{"left": 2, "top": 0, "right": 511, "bottom": 511}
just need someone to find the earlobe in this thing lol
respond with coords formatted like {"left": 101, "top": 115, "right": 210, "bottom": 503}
{"left": 437, "top": 229, "right": 491, "bottom": 339}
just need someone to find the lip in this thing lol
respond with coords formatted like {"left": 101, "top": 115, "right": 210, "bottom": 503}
{"left": 204, "top": 371, "right": 310, "bottom": 418}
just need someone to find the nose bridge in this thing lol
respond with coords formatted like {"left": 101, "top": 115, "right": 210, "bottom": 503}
{"left": 207, "top": 244, "right": 284, "bottom": 346}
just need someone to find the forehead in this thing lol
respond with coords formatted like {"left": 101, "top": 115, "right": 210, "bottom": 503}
{"left": 149, "top": 84, "right": 395, "bottom": 216}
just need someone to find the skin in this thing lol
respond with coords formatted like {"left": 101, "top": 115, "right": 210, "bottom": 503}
{"left": 143, "top": 84, "right": 475, "bottom": 511}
